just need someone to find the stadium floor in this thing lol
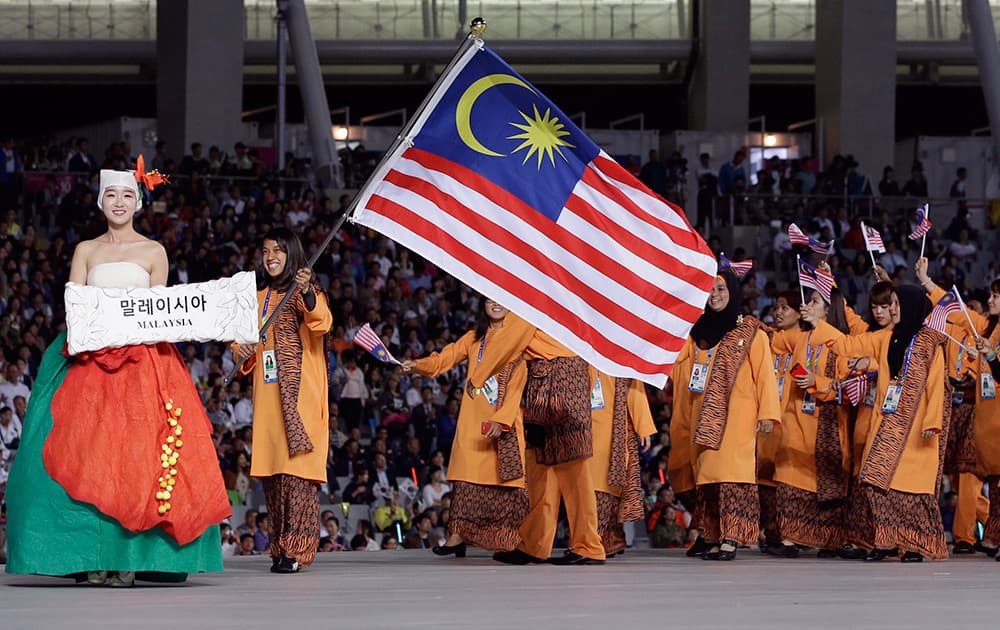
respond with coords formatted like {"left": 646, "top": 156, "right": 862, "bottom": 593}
{"left": 1, "top": 548, "right": 994, "bottom": 628}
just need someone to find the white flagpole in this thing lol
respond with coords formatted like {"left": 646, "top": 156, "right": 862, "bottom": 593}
{"left": 796, "top": 254, "right": 806, "bottom": 304}
{"left": 952, "top": 285, "right": 982, "bottom": 340}
{"left": 919, "top": 204, "right": 929, "bottom": 259}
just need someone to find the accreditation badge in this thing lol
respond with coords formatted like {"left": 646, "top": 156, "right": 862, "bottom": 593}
{"left": 262, "top": 349, "right": 278, "bottom": 383}
{"left": 982, "top": 373, "right": 997, "bottom": 401}
{"left": 688, "top": 364, "right": 709, "bottom": 393}
{"left": 590, "top": 378, "right": 606, "bottom": 410}
{"left": 801, "top": 393, "right": 816, "bottom": 414}
{"left": 881, "top": 384, "right": 902, "bottom": 413}
{"left": 482, "top": 375, "right": 500, "bottom": 406}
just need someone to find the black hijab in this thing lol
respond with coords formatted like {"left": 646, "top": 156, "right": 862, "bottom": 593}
{"left": 887, "top": 284, "right": 932, "bottom": 378}
{"left": 690, "top": 271, "right": 743, "bottom": 349}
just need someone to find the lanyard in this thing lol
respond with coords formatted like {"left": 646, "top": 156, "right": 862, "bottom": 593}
{"left": 896, "top": 336, "right": 917, "bottom": 382}
{"left": 957, "top": 335, "right": 968, "bottom": 375}
{"left": 261, "top": 288, "right": 273, "bottom": 344}
{"left": 477, "top": 335, "right": 486, "bottom": 364}
{"left": 697, "top": 347, "right": 715, "bottom": 365}
{"left": 774, "top": 353, "right": 792, "bottom": 375}
{"left": 805, "top": 338, "right": 823, "bottom": 374}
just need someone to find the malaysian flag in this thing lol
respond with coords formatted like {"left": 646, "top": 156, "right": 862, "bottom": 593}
{"left": 908, "top": 205, "right": 932, "bottom": 241}
{"left": 798, "top": 257, "right": 835, "bottom": 302}
{"left": 861, "top": 221, "right": 886, "bottom": 253}
{"left": 924, "top": 290, "right": 961, "bottom": 333}
{"left": 353, "top": 323, "right": 401, "bottom": 365}
{"left": 352, "top": 41, "right": 715, "bottom": 387}
{"left": 788, "top": 222, "right": 832, "bottom": 256}
{"left": 718, "top": 253, "right": 753, "bottom": 279}
{"left": 842, "top": 372, "right": 875, "bottom": 406}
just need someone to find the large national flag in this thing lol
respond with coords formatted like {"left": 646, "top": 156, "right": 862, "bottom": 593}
{"left": 925, "top": 290, "right": 961, "bottom": 334}
{"left": 861, "top": 221, "right": 886, "bottom": 253}
{"left": 797, "top": 257, "right": 835, "bottom": 302}
{"left": 908, "top": 204, "right": 932, "bottom": 241}
{"left": 351, "top": 40, "right": 716, "bottom": 387}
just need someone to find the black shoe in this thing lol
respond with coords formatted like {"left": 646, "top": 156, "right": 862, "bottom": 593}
{"left": 548, "top": 551, "right": 605, "bottom": 565}
{"left": 864, "top": 548, "right": 899, "bottom": 562}
{"left": 715, "top": 549, "right": 736, "bottom": 561}
{"left": 765, "top": 544, "right": 799, "bottom": 559}
{"left": 492, "top": 549, "right": 545, "bottom": 565}
{"left": 432, "top": 543, "right": 467, "bottom": 558}
{"left": 686, "top": 536, "right": 709, "bottom": 557}
{"left": 817, "top": 549, "right": 839, "bottom": 558}
{"left": 953, "top": 541, "right": 976, "bottom": 555}
{"left": 837, "top": 545, "right": 869, "bottom": 560}
{"left": 974, "top": 542, "right": 999, "bottom": 557}
{"left": 901, "top": 551, "right": 924, "bottom": 563}
{"left": 270, "top": 555, "right": 300, "bottom": 573}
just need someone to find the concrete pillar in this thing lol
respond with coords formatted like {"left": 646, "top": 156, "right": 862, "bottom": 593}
{"left": 156, "top": 0, "right": 244, "bottom": 162}
{"left": 815, "top": 0, "right": 896, "bottom": 176}
{"left": 687, "top": 0, "right": 750, "bottom": 132}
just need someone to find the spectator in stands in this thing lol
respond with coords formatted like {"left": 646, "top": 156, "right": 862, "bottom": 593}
{"left": 370, "top": 452, "right": 396, "bottom": 498}
{"left": 695, "top": 152, "right": 717, "bottom": 229}
{"left": 950, "top": 167, "right": 968, "bottom": 199}
{"left": 0, "top": 406, "right": 20, "bottom": 451}
{"left": 639, "top": 150, "right": 667, "bottom": 198}
{"left": 421, "top": 465, "right": 451, "bottom": 511}
{"left": 237, "top": 533, "right": 257, "bottom": 555}
{"left": 437, "top": 398, "right": 459, "bottom": 456}
{"left": 343, "top": 468, "right": 374, "bottom": 505}
{"left": 717, "top": 149, "right": 747, "bottom": 195}
{"left": 403, "top": 512, "right": 435, "bottom": 549}
{"left": 0, "top": 362, "right": 30, "bottom": 406}
{"left": 220, "top": 523, "right": 238, "bottom": 556}
{"left": 354, "top": 519, "right": 379, "bottom": 551}
{"left": 252, "top": 512, "right": 271, "bottom": 552}
{"left": 903, "top": 161, "right": 928, "bottom": 197}
{"left": 395, "top": 436, "right": 427, "bottom": 480}
{"left": 374, "top": 488, "right": 411, "bottom": 533}
{"left": 949, "top": 228, "right": 978, "bottom": 263}
{"left": 334, "top": 350, "right": 367, "bottom": 432}
{"left": 237, "top": 509, "right": 259, "bottom": 536}
{"left": 67, "top": 137, "right": 97, "bottom": 174}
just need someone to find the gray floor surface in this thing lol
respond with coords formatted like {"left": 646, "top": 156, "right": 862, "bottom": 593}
{"left": 1, "top": 549, "right": 997, "bottom": 629}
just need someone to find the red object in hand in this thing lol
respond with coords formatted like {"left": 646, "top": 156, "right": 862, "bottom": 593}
{"left": 658, "top": 468, "right": 665, "bottom": 484}
{"left": 790, "top": 363, "right": 808, "bottom": 378}
{"left": 482, "top": 422, "right": 491, "bottom": 435}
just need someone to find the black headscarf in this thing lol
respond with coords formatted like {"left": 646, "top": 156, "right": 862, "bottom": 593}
{"left": 887, "top": 284, "right": 932, "bottom": 378}
{"left": 690, "top": 271, "right": 743, "bottom": 349}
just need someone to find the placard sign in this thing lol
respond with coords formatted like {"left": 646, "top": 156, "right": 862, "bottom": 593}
{"left": 65, "top": 271, "right": 259, "bottom": 355}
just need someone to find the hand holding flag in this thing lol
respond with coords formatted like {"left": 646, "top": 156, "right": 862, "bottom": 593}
{"left": 797, "top": 256, "right": 835, "bottom": 303}
{"left": 353, "top": 323, "right": 402, "bottom": 365}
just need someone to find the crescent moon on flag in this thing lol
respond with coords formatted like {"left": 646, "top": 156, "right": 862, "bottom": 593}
{"left": 455, "top": 73, "right": 536, "bottom": 157}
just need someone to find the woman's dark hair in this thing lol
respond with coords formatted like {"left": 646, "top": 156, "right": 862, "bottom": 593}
{"left": 986, "top": 279, "right": 1000, "bottom": 337}
{"left": 426, "top": 465, "right": 443, "bottom": 485}
{"left": 827, "top": 288, "right": 850, "bottom": 335}
{"left": 776, "top": 289, "right": 809, "bottom": 331}
{"left": 866, "top": 281, "right": 895, "bottom": 331}
{"left": 260, "top": 227, "right": 308, "bottom": 291}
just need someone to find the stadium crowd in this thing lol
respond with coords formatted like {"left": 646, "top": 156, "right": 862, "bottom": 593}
{"left": 0, "top": 134, "right": 996, "bottom": 560}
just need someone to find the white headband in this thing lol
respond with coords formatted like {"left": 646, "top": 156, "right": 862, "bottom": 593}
{"left": 97, "top": 170, "right": 140, "bottom": 210}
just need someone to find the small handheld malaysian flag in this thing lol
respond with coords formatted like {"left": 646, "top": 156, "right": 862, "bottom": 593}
{"left": 861, "top": 221, "right": 886, "bottom": 254}
{"left": 719, "top": 253, "right": 753, "bottom": 279}
{"left": 924, "top": 290, "right": 961, "bottom": 334}
{"left": 908, "top": 205, "right": 932, "bottom": 241}
{"left": 353, "top": 322, "right": 402, "bottom": 365}
{"left": 842, "top": 372, "right": 874, "bottom": 406}
{"left": 797, "top": 258, "right": 835, "bottom": 303}
{"left": 788, "top": 223, "right": 832, "bottom": 256}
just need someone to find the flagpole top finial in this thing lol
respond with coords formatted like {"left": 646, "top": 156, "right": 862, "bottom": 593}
{"left": 470, "top": 17, "right": 487, "bottom": 38}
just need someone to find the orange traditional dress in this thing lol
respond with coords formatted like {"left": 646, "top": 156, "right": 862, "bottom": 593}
{"left": 412, "top": 328, "right": 528, "bottom": 552}
{"left": 237, "top": 281, "right": 332, "bottom": 568}
{"left": 589, "top": 372, "right": 656, "bottom": 555}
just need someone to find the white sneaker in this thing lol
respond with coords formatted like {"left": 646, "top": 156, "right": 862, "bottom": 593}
{"left": 86, "top": 571, "right": 108, "bottom": 585}
{"left": 109, "top": 571, "right": 135, "bottom": 588}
